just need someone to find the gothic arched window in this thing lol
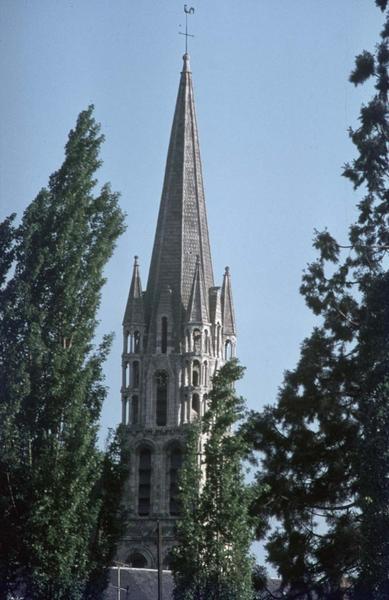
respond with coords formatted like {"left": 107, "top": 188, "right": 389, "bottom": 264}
{"left": 225, "top": 340, "right": 233, "bottom": 360}
{"left": 124, "top": 330, "right": 130, "bottom": 354}
{"left": 129, "top": 552, "right": 147, "bottom": 568}
{"left": 203, "top": 361, "right": 208, "bottom": 386}
{"left": 192, "top": 360, "right": 200, "bottom": 387}
{"left": 156, "top": 371, "right": 168, "bottom": 426}
{"left": 161, "top": 317, "right": 168, "bottom": 354}
{"left": 193, "top": 329, "right": 201, "bottom": 353}
{"left": 134, "top": 331, "right": 141, "bottom": 353}
{"left": 169, "top": 446, "right": 183, "bottom": 516}
{"left": 132, "top": 361, "right": 140, "bottom": 388}
{"left": 138, "top": 448, "right": 151, "bottom": 516}
{"left": 203, "top": 393, "right": 208, "bottom": 416}
{"left": 204, "top": 329, "right": 209, "bottom": 354}
{"left": 216, "top": 323, "right": 221, "bottom": 356}
{"left": 192, "top": 393, "right": 200, "bottom": 418}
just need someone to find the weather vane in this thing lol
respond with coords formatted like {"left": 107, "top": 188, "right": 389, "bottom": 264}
{"left": 179, "top": 5, "right": 195, "bottom": 54}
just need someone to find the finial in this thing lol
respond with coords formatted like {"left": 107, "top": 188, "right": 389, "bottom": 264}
{"left": 196, "top": 254, "right": 200, "bottom": 266}
{"left": 134, "top": 255, "right": 139, "bottom": 266}
{"left": 183, "top": 52, "right": 191, "bottom": 72}
{"left": 225, "top": 266, "right": 230, "bottom": 274}
{"left": 179, "top": 5, "right": 195, "bottom": 55}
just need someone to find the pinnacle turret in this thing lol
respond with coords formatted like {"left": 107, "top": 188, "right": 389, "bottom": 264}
{"left": 221, "top": 266, "right": 236, "bottom": 336}
{"left": 123, "top": 255, "right": 144, "bottom": 326}
{"left": 187, "top": 255, "right": 209, "bottom": 324}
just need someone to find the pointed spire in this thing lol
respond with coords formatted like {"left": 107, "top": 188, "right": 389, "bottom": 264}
{"left": 221, "top": 266, "right": 236, "bottom": 335}
{"left": 123, "top": 256, "right": 145, "bottom": 326}
{"left": 187, "top": 255, "right": 209, "bottom": 324}
{"left": 146, "top": 54, "right": 214, "bottom": 340}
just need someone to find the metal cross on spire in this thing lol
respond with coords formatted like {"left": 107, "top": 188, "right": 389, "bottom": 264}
{"left": 179, "top": 5, "right": 195, "bottom": 54}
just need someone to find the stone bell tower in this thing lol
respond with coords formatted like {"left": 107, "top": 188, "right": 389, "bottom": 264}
{"left": 118, "top": 53, "right": 237, "bottom": 568}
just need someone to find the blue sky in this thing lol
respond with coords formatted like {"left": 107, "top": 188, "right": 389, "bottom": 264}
{"left": 0, "top": 0, "right": 384, "bottom": 571}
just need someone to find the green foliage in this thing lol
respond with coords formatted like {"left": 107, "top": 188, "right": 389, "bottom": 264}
{"left": 244, "top": 4, "right": 389, "bottom": 598}
{"left": 172, "top": 360, "right": 256, "bottom": 600}
{"left": 0, "top": 106, "right": 125, "bottom": 599}
{"left": 353, "top": 276, "right": 389, "bottom": 599}
{"left": 350, "top": 51, "right": 375, "bottom": 86}
{"left": 0, "top": 214, "right": 17, "bottom": 286}
{"left": 171, "top": 423, "right": 203, "bottom": 599}
{"left": 251, "top": 564, "right": 269, "bottom": 599}
{"left": 85, "top": 425, "right": 131, "bottom": 599}
{"left": 376, "top": 0, "right": 388, "bottom": 11}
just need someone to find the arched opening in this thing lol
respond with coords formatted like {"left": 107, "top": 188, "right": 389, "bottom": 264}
{"left": 161, "top": 317, "right": 168, "bottom": 354}
{"left": 132, "top": 394, "right": 139, "bottom": 424}
{"left": 204, "top": 329, "right": 209, "bottom": 354}
{"left": 192, "top": 393, "right": 200, "bottom": 418}
{"left": 203, "top": 393, "right": 208, "bottom": 415}
{"left": 138, "top": 448, "right": 151, "bottom": 516}
{"left": 192, "top": 360, "right": 200, "bottom": 387}
{"left": 124, "top": 331, "right": 129, "bottom": 354}
{"left": 169, "top": 446, "right": 183, "bottom": 516}
{"left": 134, "top": 330, "right": 141, "bottom": 353}
{"left": 156, "top": 371, "right": 168, "bottom": 426}
{"left": 203, "top": 361, "right": 208, "bottom": 386}
{"left": 225, "top": 340, "right": 233, "bottom": 360}
{"left": 216, "top": 323, "right": 221, "bottom": 357}
{"left": 193, "top": 329, "right": 201, "bottom": 353}
{"left": 132, "top": 361, "right": 140, "bottom": 388}
{"left": 128, "top": 552, "right": 147, "bottom": 568}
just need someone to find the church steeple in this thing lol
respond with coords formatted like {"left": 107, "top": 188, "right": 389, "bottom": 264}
{"left": 119, "top": 53, "right": 237, "bottom": 570}
{"left": 146, "top": 53, "right": 214, "bottom": 346}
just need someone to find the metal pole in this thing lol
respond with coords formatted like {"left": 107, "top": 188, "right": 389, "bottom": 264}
{"left": 112, "top": 564, "right": 130, "bottom": 599}
{"left": 157, "top": 520, "right": 163, "bottom": 600}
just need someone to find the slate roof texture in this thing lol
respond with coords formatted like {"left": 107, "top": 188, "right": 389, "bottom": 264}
{"left": 145, "top": 53, "right": 214, "bottom": 342}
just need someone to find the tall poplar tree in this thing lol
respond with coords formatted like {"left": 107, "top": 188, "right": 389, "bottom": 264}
{"left": 244, "top": 2, "right": 389, "bottom": 597}
{"left": 172, "top": 360, "right": 255, "bottom": 600}
{"left": 0, "top": 106, "right": 125, "bottom": 599}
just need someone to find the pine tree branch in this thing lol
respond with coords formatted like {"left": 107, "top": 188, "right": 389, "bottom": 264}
{"left": 308, "top": 502, "right": 356, "bottom": 511}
